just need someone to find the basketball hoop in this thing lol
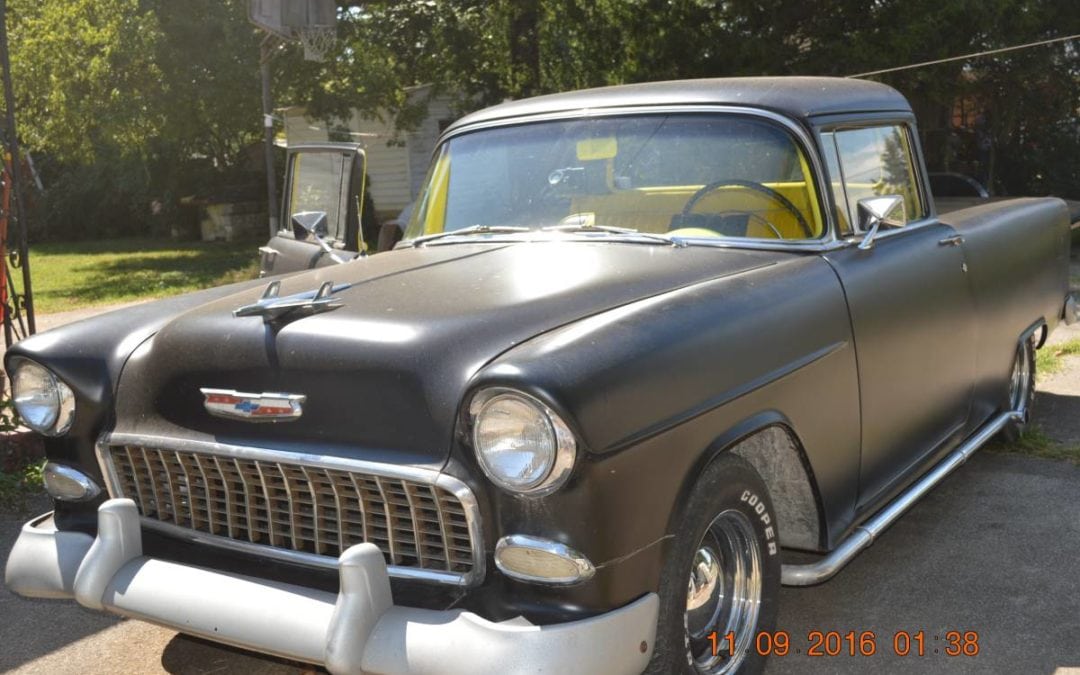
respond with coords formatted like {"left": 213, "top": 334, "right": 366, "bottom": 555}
{"left": 296, "top": 24, "right": 336, "bottom": 61}
{"left": 249, "top": 0, "right": 337, "bottom": 62}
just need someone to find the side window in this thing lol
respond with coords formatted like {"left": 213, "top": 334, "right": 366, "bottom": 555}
{"left": 831, "top": 125, "right": 925, "bottom": 231}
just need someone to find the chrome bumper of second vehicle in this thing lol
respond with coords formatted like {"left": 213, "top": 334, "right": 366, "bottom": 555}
{"left": 5, "top": 499, "right": 658, "bottom": 675}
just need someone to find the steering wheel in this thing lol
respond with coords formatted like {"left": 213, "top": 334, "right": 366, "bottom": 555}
{"left": 679, "top": 179, "right": 813, "bottom": 239}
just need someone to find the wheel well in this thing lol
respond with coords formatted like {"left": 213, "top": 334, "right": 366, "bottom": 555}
{"left": 1023, "top": 319, "right": 1047, "bottom": 350}
{"left": 727, "top": 426, "right": 823, "bottom": 551}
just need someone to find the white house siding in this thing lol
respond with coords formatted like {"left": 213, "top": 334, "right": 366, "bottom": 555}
{"left": 346, "top": 111, "right": 412, "bottom": 215}
{"left": 405, "top": 94, "right": 456, "bottom": 203}
{"left": 281, "top": 87, "right": 460, "bottom": 218}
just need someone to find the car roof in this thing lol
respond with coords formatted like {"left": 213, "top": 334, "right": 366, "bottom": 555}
{"left": 446, "top": 77, "right": 910, "bottom": 135}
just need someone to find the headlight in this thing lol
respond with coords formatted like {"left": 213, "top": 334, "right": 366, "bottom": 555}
{"left": 470, "top": 389, "right": 576, "bottom": 495}
{"left": 10, "top": 358, "right": 75, "bottom": 435}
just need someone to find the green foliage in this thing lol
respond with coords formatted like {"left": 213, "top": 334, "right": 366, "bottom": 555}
{"left": 9, "top": 0, "right": 164, "bottom": 162}
{"left": 9, "top": 0, "right": 266, "bottom": 240}
{"left": 0, "top": 460, "right": 44, "bottom": 511}
{"left": 0, "top": 397, "right": 19, "bottom": 433}
{"left": 29, "top": 238, "right": 259, "bottom": 314}
{"left": 986, "top": 425, "right": 1080, "bottom": 464}
{"left": 318, "top": 0, "right": 1079, "bottom": 198}
{"left": 1036, "top": 339, "right": 1080, "bottom": 377}
{"left": 5, "top": 0, "right": 1079, "bottom": 242}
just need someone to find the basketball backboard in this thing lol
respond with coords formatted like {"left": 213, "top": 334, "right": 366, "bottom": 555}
{"left": 249, "top": 0, "right": 336, "bottom": 39}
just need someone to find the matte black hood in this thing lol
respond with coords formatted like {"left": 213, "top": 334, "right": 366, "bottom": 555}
{"left": 114, "top": 241, "right": 785, "bottom": 468}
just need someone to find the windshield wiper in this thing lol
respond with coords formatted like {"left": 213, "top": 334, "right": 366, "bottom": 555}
{"left": 542, "top": 223, "right": 686, "bottom": 247}
{"left": 408, "top": 224, "right": 531, "bottom": 247}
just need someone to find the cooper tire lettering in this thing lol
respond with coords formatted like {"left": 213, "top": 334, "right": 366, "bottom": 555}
{"left": 648, "top": 454, "right": 782, "bottom": 674}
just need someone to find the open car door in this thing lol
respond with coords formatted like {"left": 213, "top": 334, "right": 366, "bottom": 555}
{"left": 259, "top": 143, "right": 374, "bottom": 277}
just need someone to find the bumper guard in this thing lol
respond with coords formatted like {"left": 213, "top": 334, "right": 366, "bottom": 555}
{"left": 4, "top": 499, "right": 658, "bottom": 675}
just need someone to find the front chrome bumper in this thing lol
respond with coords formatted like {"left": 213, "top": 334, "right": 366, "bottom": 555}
{"left": 5, "top": 499, "right": 658, "bottom": 675}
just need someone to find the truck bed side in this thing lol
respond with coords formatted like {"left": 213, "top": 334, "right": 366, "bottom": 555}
{"left": 940, "top": 197, "right": 1070, "bottom": 429}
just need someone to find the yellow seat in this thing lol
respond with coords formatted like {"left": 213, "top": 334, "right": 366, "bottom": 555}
{"left": 570, "top": 182, "right": 820, "bottom": 239}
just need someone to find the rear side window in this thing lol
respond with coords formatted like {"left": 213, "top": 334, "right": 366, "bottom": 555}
{"left": 825, "top": 125, "right": 925, "bottom": 231}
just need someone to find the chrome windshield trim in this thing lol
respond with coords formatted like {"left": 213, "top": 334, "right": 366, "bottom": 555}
{"left": 94, "top": 433, "right": 487, "bottom": 587}
{"left": 419, "top": 231, "right": 850, "bottom": 254}
{"left": 417, "top": 104, "right": 838, "bottom": 248}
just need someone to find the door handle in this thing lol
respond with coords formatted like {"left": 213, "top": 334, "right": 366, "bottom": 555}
{"left": 938, "top": 234, "right": 964, "bottom": 246}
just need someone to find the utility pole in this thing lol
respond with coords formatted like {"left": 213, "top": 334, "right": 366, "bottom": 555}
{"left": 260, "top": 38, "right": 280, "bottom": 238}
{"left": 0, "top": 0, "right": 35, "bottom": 340}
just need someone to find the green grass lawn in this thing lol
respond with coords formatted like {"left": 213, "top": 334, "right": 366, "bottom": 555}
{"left": 27, "top": 238, "right": 260, "bottom": 314}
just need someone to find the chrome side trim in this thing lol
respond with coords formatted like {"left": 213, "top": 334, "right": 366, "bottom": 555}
{"left": 781, "top": 409, "right": 1022, "bottom": 586}
{"left": 495, "top": 534, "right": 596, "bottom": 585}
{"left": 94, "top": 433, "right": 487, "bottom": 587}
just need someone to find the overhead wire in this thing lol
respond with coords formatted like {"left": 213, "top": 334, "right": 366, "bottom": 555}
{"left": 847, "top": 33, "right": 1080, "bottom": 78}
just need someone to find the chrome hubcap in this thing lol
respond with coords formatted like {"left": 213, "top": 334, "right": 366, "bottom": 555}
{"left": 1009, "top": 345, "right": 1032, "bottom": 413}
{"left": 685, "top": 509, "right": 762, "bottom": 674}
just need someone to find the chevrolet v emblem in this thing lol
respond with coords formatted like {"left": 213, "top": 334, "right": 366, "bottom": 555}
{"left": 201, "top": 388, "right": 306, "bottom": 422}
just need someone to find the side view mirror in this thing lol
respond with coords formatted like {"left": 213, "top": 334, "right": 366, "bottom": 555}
{"left": 291, "top": 211, "right": 349, "bottom": 264}
{"left": 856, "top": 195, "right": 906, "bottom": 250}
{"left": 292, "top": 210, "right": 330, "bottom": 239}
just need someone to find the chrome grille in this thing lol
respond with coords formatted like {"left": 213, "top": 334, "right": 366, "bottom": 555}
{"left": 100, "top": 440, "right": 481, "bottom": 584}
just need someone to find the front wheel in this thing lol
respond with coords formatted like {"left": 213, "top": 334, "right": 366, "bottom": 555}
{"left": 648, "top": 454, "right": 781, "bottom": 675}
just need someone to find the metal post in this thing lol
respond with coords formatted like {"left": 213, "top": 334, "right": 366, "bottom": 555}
{"left": 260, "top": 39, "right": 280, "bottom": 239}
{"left": 0, "top": 0, "right": 34, "bottom": 337}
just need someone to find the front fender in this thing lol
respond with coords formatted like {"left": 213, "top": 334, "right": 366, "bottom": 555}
{"left": 458, "top": 254, "right": 860, "bottom": 609}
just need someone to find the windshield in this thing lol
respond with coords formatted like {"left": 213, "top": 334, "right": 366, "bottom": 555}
{"left": 405, "top": 113, "right": 824, "bottom": 242}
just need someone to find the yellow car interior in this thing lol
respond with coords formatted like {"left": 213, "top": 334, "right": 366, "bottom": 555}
{"left": 413, "top": 124, "right": 828, "bottom": 240}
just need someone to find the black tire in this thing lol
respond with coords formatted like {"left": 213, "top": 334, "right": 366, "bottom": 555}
{"left": 647, "top": 453, "right": 781, "bottom": 675}
{"left": 1000, "top": 339, "right": 1036, "bottom": 443}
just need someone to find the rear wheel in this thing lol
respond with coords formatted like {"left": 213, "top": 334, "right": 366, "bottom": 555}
{"left": 648, "top": 454, "right": 781, "bottom": 675}
{"left": 1001, "top": 339, "right": 1035, "bottom": 443}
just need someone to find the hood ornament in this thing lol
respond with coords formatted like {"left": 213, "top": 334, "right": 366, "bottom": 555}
{"left": 201, "top": 388, "right": 306, "bottom": 422}
{"left": 234, "top": 280, "right": 350, "bottom": 324}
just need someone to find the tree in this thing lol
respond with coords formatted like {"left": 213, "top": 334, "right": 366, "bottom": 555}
{"left": 5, "top": 0, "right": 1078, "bottom": 241}
{"left": 7, "top": 0, "right": 269, "bottom": 237}
{"left": 8, "top": 0, "right": 164, "bottom": 162}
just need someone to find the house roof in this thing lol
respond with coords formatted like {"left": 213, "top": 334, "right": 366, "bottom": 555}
{"left": 446, "top": 77, "right": 910, "bottom": 134}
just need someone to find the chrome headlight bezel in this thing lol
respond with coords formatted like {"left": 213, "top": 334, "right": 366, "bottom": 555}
{"left": 10, "top": 357, "right": 76, "bottom": 436}
{"left": 469, "top": 388, "right": 576, "bottom": 496}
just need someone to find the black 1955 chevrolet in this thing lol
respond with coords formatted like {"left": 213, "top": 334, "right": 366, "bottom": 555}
{"left": 4, "top": 78, "right": 1073, "bottom": 674}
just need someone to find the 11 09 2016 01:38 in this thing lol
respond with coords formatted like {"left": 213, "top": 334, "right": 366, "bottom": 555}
{"left": 708, "top": 629, "right": 982, "bottom": 658}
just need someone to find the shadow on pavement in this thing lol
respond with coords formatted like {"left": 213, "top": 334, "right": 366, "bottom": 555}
{"left": 0, "top": 495, "right": 120, "bottom": 672}
{"left": 160, "top": 633, "right": 316, "bottom": 674}
{"left": 769, "top": 452, "right": 1080, "bottom": 674}
{"left": 1033, "top": 391, "right": 1080, "bottom": 446}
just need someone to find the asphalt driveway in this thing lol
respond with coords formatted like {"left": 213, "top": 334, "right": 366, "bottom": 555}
{"left": 3, "top": 449, "right": 1079, "bottom": 674}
